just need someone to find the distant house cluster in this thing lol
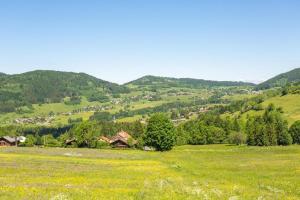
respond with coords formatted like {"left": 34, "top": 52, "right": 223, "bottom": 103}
{"left": 0, "top": 136, "right": 26, "bottom": 146}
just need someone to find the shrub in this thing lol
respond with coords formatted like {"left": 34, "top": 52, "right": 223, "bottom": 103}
{"left": 92, "top": 140, "right": 110, "bottom": 149}
{"left": 229, "top": 132, "right": 246, "bottom": 145}
{"left": 289, "top": 120, "right": 300, "bottom": 144}
{"left": 23, "top": 134, "right": 37, "bottom": 147}
{"left": 41, "top": 134, "right": 60, "bottom": 147}
{"left": 175, "top": 124, "right": 189, "bottom": 145}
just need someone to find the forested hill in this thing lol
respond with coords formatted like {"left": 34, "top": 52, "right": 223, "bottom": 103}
{"left": 256, "top": 68, "right": 300, "bottom": 90}
{"left": 126, "top": 75, "right": 256, "bottom": 88}
{"left": 0, "top": 72, "right": 7, "bottom": 77}
{"left": 0, "top": 70, "right": 129, "bottom": 112}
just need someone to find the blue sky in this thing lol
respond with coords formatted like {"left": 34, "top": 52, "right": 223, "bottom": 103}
{"left": 0, "top": 0, "right": 299, "bottom": 84}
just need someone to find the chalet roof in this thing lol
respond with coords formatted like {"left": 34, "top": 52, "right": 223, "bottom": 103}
{"left": 100, "top": 130, "right": 136, "bottom": 145}
{"left": 65, "top": 138, "right": 76, "bottom": 144}
{"left": 110, "top": 136, "right": 128, "bottom": 145}
{"left": 0, "top": 136, "right": 25, "bottom": 143}
{"left": 0, "top": 136, "right": 15, "bottom": 143}
{"left": 99, "top": 136, "right": 111, "bottom": 143}
{"left": 117, "top": 131, "right": 132, "bottom": 140}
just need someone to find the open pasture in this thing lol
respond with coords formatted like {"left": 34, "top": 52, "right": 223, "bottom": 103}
{"left": 0, "top": 145, "right": 299, "bottom": 200}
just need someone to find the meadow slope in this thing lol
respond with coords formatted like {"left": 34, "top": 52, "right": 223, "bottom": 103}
{"left": 0, "top": 145, "right": 299, "bottom": 200}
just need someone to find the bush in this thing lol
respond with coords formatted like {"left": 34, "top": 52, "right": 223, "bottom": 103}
{"left": 92, "top": 140, "right": 110, "bottom": 149}
{"left": 90, "top": 112, "right": 113, "bottom": 121}
{"left": 41, "top": 134, "right": 60, "bottom": 147}
{"left": 88, "top": 93, "right": 110, "bottom": 103}
{"left": 229, "top": 132, "right": 246, "bottom": 145}
{"left": 289, "top": 120, "right": 300, "bottom": 144}
{"left": 19, "top": 134, "right": 37, "bottom": 147}
{"left": 144, "top": 113, "right": 175, "bottom": 151}
{"left": 175, "top": 124, "right": 189, "bottom": 145}
{"left": 64, "top": 96, "right": 81, "bottom": 105}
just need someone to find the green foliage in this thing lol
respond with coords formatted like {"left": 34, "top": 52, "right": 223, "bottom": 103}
{"left": 41, "top": 134, "right": 60, "bottom": 147}
{"left": 144, "top": 113, "right": 176, "bottom": 151}
{"left": 170, "top": 110, "right": 179, "bottom": 120}
{"left": 289, "top": 120, "right": 300, "bottom": 144}
{"left": 112, "top": 93, "right": 121, "bottom": 98}
{"left": 91, "top": 140, "right": 109, "bottom": 149}
{"left": 175, "top": 114, "right": 237, "bottom": 145}
{"left": 215, "top": 95, "right": 267, "bottom": 115}
{"left": 88, "top": 93, "right": 110, "bottom": 102}
{"left": 90, "top": 112, "right": 113, "bottom": 121}
{"left": 246, "top": 104, "right": 292, "bottom": 146}
{"left": 175, "top": 124, "right": 189, "bottom": 145}
{"left": 69, "top": 121, "right": 98, "bottom": 148}
{"left": 128, "top": 75, "right": 255, "bottom": 89}
{"left": 183, "top": 121, "right": 227, "bottom": 145}
{"left": 64, "top": 96, "right": 81, "bottom": 105}
{"left": 23, "top": 134, "right": 37, "bottom": 147}
{"left": 68, "top": 117, "right": 83, "bottom": 124}
{"left": 280, "top": 82, "right": 300, "bottom": 96}
{"left": 229, "top": 132, "right": 247, "bottom": 145}
{"left": 0, "top": 70, "right": 129, "bottom": 113}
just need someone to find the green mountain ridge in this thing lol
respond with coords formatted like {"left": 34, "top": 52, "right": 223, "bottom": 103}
{"left": 0, "top": 68, "right": 299, "bottom": 114}
{"left": 256, "top": 68, "right": 300, "bottom": 90}
{"left": 0, "top": 72, "right": 7, "bottom": 77}
{"left": 0, "top": 70, "right": 129, "bottom": 113}
{"left": 126, "top": 75, "right": 256, "bottom": 88}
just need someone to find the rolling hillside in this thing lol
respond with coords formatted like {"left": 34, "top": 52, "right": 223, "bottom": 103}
{"left": 0, "top": 70, "right": 129, "bottom": 113}
{"left": 0, "top": 68, "right": 300, "bottom": 126}
{"left": 126, "top": 75, "right": 255, "bottom": 89}
{"left": 256, "top": 68, "right": 300, "bottom": 90}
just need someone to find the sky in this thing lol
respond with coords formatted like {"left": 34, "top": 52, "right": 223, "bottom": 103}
{"left": 0, "top": 0, "right": 299, "bottom": 84}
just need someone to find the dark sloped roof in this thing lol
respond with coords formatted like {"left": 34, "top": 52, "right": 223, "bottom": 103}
{"left": 110, "top": 136, "right": 129, "bottom": 145}
{"left": 101, "top": 131, "right": 137, "bottom": 145}
{"left": 0, "top": 136, "right": 17, "bottom": 143}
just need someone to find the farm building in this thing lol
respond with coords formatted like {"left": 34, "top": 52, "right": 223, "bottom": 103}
{"left": 100, "top": 131, "right": 136, "bottom": 148}
{"left": 0, "top": 136, "right": 26, "bottom": 146}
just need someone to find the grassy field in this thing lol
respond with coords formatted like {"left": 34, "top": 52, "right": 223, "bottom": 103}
{"left": 262, "top": 94, "right": 300, "bottom": 124}
{"left": 224, "top": 94, "right": 300, "bottom": 126}
{"left": 0, "top": 145, "right": 299, "bottom": 200}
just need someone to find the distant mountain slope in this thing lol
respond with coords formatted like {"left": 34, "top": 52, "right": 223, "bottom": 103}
{"left": 256, "top": 68, "right": 300, "bottom": 90}
{"left": 0, "top": 70, "right": 129, "bottom": 112}
{"left": 0, "top": 72, "right": 7, "bottom": 77}
{"left": 126, "top": 75, "right": 255, "bottom": 88}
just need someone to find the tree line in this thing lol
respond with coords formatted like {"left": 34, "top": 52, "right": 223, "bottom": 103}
{"left": 1, "top": 103, "right": 300, "bottom": 151}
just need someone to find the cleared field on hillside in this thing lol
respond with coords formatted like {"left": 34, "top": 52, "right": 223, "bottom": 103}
{"left": 227, "top": 94, "right": 300, "bottom": 125}
{"left": 262, "top": 94, "right": 300, "bottom": 124}
{"left": 0, "top": 145, "right": 299, "bottom": 200}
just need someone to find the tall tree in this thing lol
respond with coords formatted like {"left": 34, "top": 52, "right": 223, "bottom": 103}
{"left": 144, "top": 113, "right": 175, "bottom": 151}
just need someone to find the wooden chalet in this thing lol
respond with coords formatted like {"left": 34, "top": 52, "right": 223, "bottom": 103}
{"left": 100, "top": 131, "right": 136, "bottom": 148}
{"left": 0, "top": 136, "right": 26, "bottom": 146}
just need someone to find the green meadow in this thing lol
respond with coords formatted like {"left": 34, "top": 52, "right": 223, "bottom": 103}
{"left": 0, "top": 145, "right": 299, "bottom": 200}
{"left": 262, "top": 94, "right": 300, "bottom": 124}
{"left": 224, "top": 94, "right": 300, "bottom": 126}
